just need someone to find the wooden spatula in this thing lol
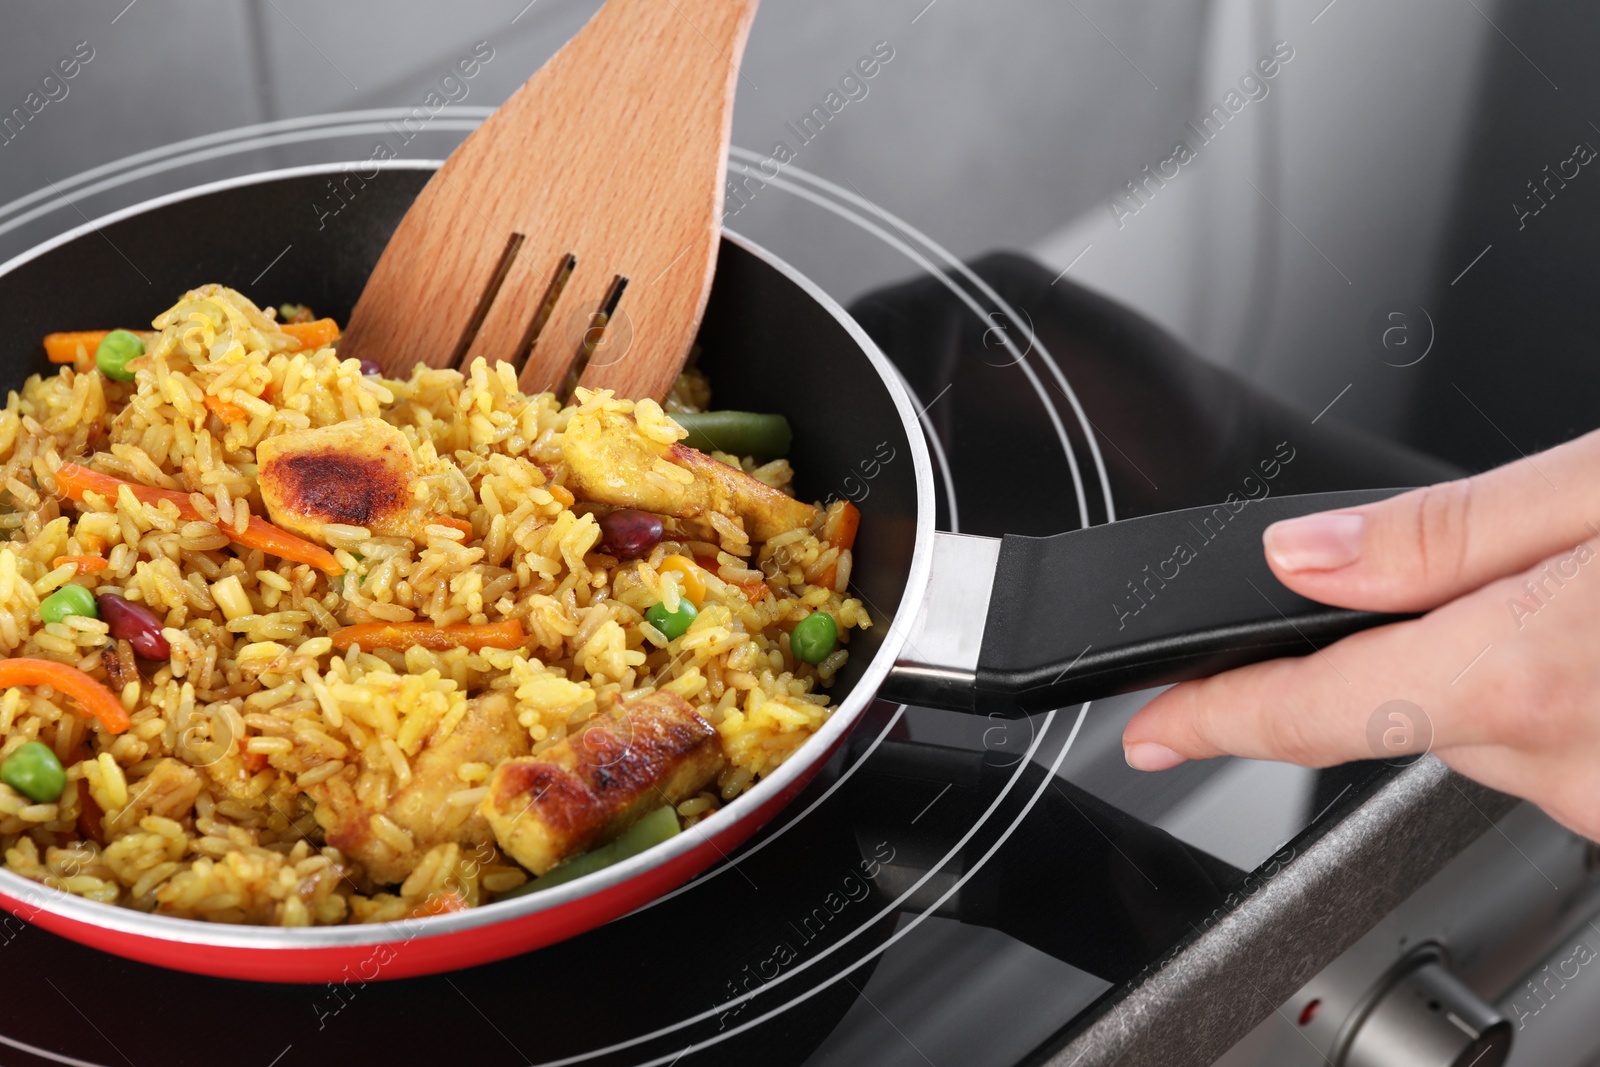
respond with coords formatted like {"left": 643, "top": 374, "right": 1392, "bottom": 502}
{"left": 339, "top": 0, "right": 760, "bottom": 401}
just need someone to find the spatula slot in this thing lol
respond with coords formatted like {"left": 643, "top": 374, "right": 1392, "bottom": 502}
{"left": 511, "top": 252, "right": 579, "bottom": 376}
{"left": 450, "top": 231, "right": 527, "bottom": 370}
{"left": 556, "top": 273, "right": 629, "bottom": 403}
{"left": 336, "top": 0, "right": 757, "bottom": 398}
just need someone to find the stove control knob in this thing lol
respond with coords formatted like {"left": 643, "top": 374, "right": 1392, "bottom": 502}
{"left": 1336, "top": 945, "right": 1511, "bottom": 1067}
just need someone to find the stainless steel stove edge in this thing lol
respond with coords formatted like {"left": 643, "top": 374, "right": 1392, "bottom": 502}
{"left": 1039, "top": 756, "right": 1516, "bottom": 1067}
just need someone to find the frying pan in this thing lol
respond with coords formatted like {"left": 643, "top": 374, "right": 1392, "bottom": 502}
{"left": 0, "top": 161, "right": 1399, "bottom": 982}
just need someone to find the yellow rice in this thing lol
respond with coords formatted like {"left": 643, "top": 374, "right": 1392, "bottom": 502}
{"left": 0, "top": 285, "right": 868, "bottom": 925}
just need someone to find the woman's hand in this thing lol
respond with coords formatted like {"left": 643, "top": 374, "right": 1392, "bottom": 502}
{"left": 1122, "top": 428, "right": 1600, "bottom": 841}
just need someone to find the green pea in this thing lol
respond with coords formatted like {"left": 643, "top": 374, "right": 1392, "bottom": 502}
{"left": 40, "top": 584, "right": 99, "bottom": 625}
{"left": 94, "top": 329, "right": 144, "bottom": 382}
{"left": 1, "top": 741, "right": 66, "bottom": 803}
{"left": 645, "top": 599, "right": 697, "bottom": 640}
{"left": 790, "top": 611, "right": 838, "bottom": 664}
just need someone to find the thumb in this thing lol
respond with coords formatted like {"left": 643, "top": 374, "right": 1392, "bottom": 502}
{"left": 1262, "top": 428, "right": 1600, "bottom": 613}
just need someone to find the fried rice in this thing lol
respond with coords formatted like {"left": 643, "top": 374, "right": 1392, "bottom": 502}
{"left": 0, "top": 285, "right": 867, "bottom": 925}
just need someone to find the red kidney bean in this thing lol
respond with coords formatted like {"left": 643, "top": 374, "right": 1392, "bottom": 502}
{"left": 597, "top": 509, "right": 664, "bottom": 560}
{"left": 358, "top": 359, "right": 383, "bottom": 376}
{"left": 96, "top": 593, "right": 170, "bottom": 660}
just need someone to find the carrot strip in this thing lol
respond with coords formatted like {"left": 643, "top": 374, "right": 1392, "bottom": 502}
{"left": 0, "top": 658, "right": 129, "bottom": 734}
{"left": 282, "top": 318, "right": 341, "bottom": 350}
{"left": 732, "top": 578, "right": 769, "bottom": 602}
{"left": 328, "top": 619, "right": 526, "bottom": 653}
{"left": 815, "top": 501, "right": 860, "bottom": 591}
{"left": 52, "top": 555, "right": 109, "bottom": 574}
{"left": 228, "top": 517, "right": 342, "bottom": 575}
{"left": 203, "top": 394, "right": 251, "bottom": 423}
{"left": 826, "top": 501, "right": 861, "bottom": 551}
{"left": 55, "top": 463, "right": 342, "bottom": 575}
{"left": 424, "top": 513, "right": 474, "bottom": 538}
{"left": 56, "top": 462, "right": 191, "bottom": 511}
{"left": 45, "top": 320, "right": 336, "bottom": 364}
{"left": 43, "top": 331, "right": 110, "bottom": 365}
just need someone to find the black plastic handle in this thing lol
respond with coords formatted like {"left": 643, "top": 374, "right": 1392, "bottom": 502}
{"left": 975, "top": 489, "right": 1410, "bottom": 713}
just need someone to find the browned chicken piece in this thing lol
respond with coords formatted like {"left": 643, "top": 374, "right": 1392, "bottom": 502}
{"left": 480, "top": 691, "right": 724, "bottom": 876}
{"left": 105, "top": 758, "right": 203, "bottom": 834}
{"left": 257, "top": 417, "right": 421, "bottom": 542}
{"left": 560, "top": 403, "right": 815, "bottom": 541}
{"left": 307, "top": 692, "right": 530, "bottom": 886}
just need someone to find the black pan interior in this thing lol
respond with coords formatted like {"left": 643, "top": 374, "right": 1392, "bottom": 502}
{"left": 0, "top": 165, "right": 917, "bottom": 698}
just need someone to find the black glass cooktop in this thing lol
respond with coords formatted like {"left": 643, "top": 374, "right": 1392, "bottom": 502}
{"left": 3, "top": 1, "right": 1597, "bottom": 1064}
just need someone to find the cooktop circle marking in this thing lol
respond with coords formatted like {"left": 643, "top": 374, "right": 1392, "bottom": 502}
{"left": 634, "top": 702, "right": 910, "bottom": 911}
{"left": 0, "top": 1031, "right": 117, "bottom": 1067}
{"left": 739, "top": 151, "right": 1119, "bottom": 525}
{"left": 546, "top": 702, "right": 1092, "bottom": 1067}
{"left": 513, "top": 708, "right": 1062, "bottom": 1066}
{"left": 900, "top": 365, "right": 963, "bottom": 534}
{"left": 0, "top": 117, "right": 489, "bottom": 245}
{"left": 744, "top": 167, "right": 1095, "bottom": 531}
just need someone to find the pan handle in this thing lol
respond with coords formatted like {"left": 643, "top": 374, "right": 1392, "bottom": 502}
{"left": 883, "top": 488, "right": 1412, "bottom": 714}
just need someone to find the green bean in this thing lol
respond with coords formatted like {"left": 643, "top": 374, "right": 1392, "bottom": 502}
{"left": 671, "top": 411, "right": 792, "bottom": 462}
{"left": 1, "top": 741, "right": 66, "bottom": 803}
{"left": 94, "top": 329, "right": 144, "bottom": 382}
{"left": 498, "top": 805, "right": 682, "bottom": 898}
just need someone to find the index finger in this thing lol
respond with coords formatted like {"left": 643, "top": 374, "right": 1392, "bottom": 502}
{"left": 1263, "top": 427, "right": 1600, "bottom": 614}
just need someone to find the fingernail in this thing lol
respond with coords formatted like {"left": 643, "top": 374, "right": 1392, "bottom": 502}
{"left": 1264, "top": 513, "right": 1365, "bottom": 572}
{"left": 1124, "top": 742, "right": 1187, "bottom": 772}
